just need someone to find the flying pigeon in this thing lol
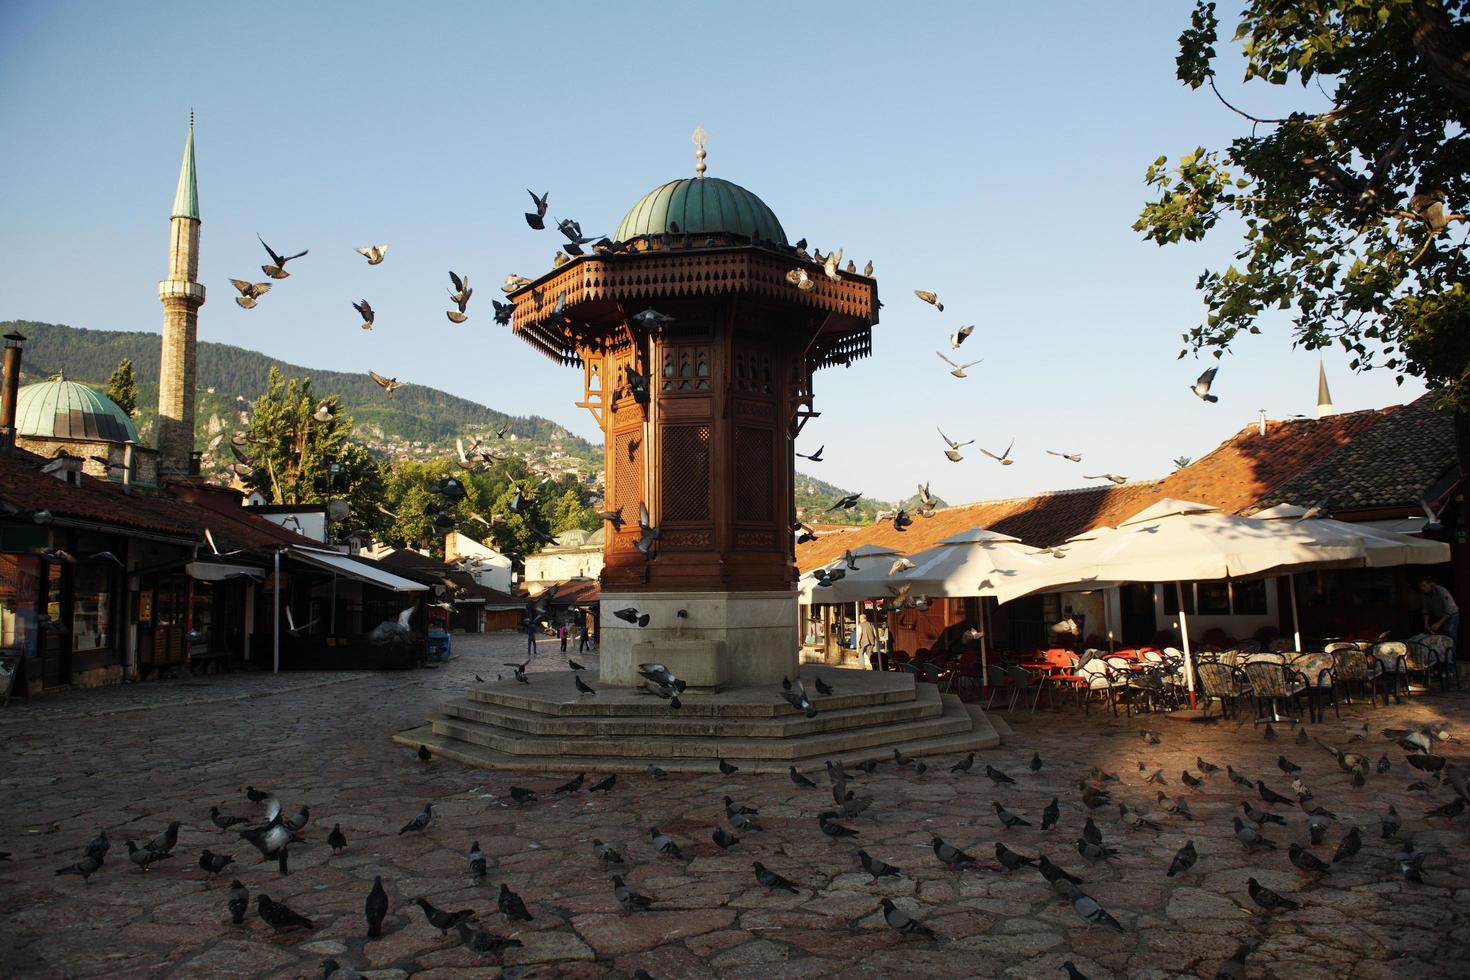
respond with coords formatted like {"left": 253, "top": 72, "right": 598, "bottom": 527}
{"left": 258, "top": 234, "right": 308, "bottom": 279}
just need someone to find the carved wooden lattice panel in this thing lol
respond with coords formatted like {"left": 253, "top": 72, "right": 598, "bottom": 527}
{"left": 734, "top": 344, "right": 773, "bottom": 395}
{"left": 612, "top": 426, "right": 643, "bottom": 546}
{"left": 661, "top": 345, "right": 711, "bottom": 393}
{"left": 734, "top": 426, "right": 774, "bottom": 524}
{"left": 661, "top": 424, "right": 711, "bottom": 524}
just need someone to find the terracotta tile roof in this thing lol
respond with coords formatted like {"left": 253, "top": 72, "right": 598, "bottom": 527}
{"left": 1257, "top": 394, "right": 1458, "bottom": 514}
{"left": 796, "top": 402, "right": 1414, "bottom": 571}
{"left": 0, "top": 448, "right": 313, "bottom": 551}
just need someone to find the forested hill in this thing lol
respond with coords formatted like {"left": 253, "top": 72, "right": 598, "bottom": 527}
{"left": 4, "top": 320, "right": 596, "bottom": 450}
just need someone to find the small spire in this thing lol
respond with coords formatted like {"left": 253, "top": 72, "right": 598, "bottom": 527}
{"left": 171, "top": 116, "right": 199, "bottom": 220}
{"left": 692, "top": 125, "right": 708, "bottom": 178}
{"left": 1316, "top": 358, "right": 1335, "bottom": 418}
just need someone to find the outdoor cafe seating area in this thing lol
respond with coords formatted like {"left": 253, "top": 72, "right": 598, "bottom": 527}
{"left": 878, "top": 633, "right": 1460, "bottom": 724}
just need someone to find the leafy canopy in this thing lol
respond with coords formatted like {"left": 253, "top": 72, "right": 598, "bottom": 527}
{"left": 1136, "top": 0, "right": 1470, "bottom": 409}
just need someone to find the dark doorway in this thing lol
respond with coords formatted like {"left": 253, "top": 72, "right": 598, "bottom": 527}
{"left": 1120, "top": 583, "right": 1156, "bottom": 646}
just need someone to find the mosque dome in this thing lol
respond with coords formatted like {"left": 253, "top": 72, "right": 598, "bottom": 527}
{"left": 15, "top": 374, "right": 140, "bottom": 443}
{"left": 614, "top": 177, "right": 787, "bottom": 245}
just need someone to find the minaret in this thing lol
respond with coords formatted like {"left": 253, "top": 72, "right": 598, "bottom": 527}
{"left": 156, "top": 117, "right": 205, "bottom": 477}
{"left": 1316, "top": 358, "right": 1335, "bottom": 419}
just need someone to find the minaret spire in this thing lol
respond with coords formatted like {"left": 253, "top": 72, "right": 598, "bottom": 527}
{"left": 171, "top": 114, "right": 199, "bottom": 220}
{"left": 157, "top": 116, "right": 206, "bottom": 477}
{"left": 1316, "top": 358, "right": 1335, "bottom": 419}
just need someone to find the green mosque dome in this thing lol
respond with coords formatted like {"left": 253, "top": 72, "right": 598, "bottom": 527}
{"left": 15, "top": 374, "right": 139, "bottom": 443}
{"left": 614, "top": 177, "right": 787, "bottom": 245}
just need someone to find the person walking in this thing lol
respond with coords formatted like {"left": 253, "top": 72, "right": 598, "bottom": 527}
{"left": 856, "top": 613, "right": 880, "bottom": 671}
{"left": 1418, "top": 575, "right": 1460, "bottom": 666}
{"left": 578, "top": 618, "right": 592, "bottom": 653}
{"left": 526, "top": 617, "right": 538, "bottom": 658}
{"left": 558, "top": 623, "right": 569, "bottom": 654}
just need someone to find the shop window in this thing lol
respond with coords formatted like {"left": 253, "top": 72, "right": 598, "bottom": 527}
{"left": 191, "top": 580, "right": 214, "bottom": 646}
{"left": 1198, "top": 581, "right": 1231, "bottom": 616}
{"left": 1162, "top": 584, "right": 1197, "bottom": 616}
{"left": 1231, "top": 579, "right": 1268, "bottom": 615}
{"left": 71, "top": 563, "right": 113, "bottom": 652}
{"left": 1, "top": 556, "right": 17, "bottom": 649}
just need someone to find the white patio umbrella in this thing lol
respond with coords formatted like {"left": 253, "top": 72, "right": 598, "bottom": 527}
{"left": 991, "top": 499, "right": 1370, "bottom": 697}
{"left": 798, "top": 543, "right": 910, "bottom": 604}
{"left": 896, "top": 527, "right": 1053, "bottom": 684}
{"left": 1251, "top": 503, "right": 1451, "bottom": 651}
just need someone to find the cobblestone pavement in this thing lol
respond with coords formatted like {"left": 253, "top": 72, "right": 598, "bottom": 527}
{"left": 1, "top": 632, "right": 1466, "bottom": 979}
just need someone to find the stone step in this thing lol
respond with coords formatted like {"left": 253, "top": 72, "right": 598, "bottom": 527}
{"left": 426, "top": 687, "right": 978, "bottom": 761}
{"left": 441, "top": 681, "right": 945, "bottom": 739}
{"left": 393, "top": 698, "right": 1002, "bottom": 775}
{"left": 465, "top": 664, "right": 915, "bottom": 718}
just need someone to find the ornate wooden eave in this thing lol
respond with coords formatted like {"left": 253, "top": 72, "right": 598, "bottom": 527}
{"left": 504, "top": 245, "right": 879, "bottom": 367}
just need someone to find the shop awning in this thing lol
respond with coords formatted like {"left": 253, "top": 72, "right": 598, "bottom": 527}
{"left": 288, "top": 548, "right": 429, "bottom": 592}
{"left": 185, "top": 560, "right": 266, "bottom": 582}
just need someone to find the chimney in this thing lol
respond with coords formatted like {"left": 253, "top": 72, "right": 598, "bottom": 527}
{"left": 121, "top": 440, "right": 135, "bottom": 489}
{"left": 0, "top": 330, "right": 23, "bottom": 451}
{"left": 1257, "top": 409, "right": 1267, "bottom": 437}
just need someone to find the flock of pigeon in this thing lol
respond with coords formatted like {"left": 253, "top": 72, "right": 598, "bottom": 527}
{"left": 42, "top": 703, "right": 1462, "bottom": 977}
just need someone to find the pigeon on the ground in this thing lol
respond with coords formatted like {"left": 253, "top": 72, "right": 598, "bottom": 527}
{"left": 84, "top": 829, "right": 110, "bottom": 863}
{"left": 752, "top": 861, "right": 800, "bottom": 894}
{"left": 227, "top": 879, "right": 249, "bottom": 924}
{"left": 199, "top": 849, "right": 234, "bottom": 877}
{"left": 1247, "top": 876, "right": 1300, "bottom": 912}
{"left": 613, "top": 876, "right": 652, "bottom": 911}
{"left": 415, "top": 896, "right": 477, "bottom": 935}
{"left": 54, "top": 854, "right": 103, "bottom": 881}
{"left": 1258, "top": 781, "right": 1295, "bottom": 806}
{"left": 399, "top": 804, "right": 433, "bottom": 834}
{"left": 859, "top": 849, "right": 903, "bottom": 878}
{"left": 985, "top": 765, "right": 1015, "bottom": 784}
{"left": 814, "top": 676, "right": 834, "bottom": 695}
{"left": 1233, "top": 817, "right": 1278, "bottom": 852}
{"left": 467, "top": 841, "right": 487, "bottom": 880}
{"left": 1242, "top": 802, "right": 1286, "bottom": 826}
{"left": 818, "top": 813, "right": 860, "bottom": 839}
{"left": 995, "top": 843, "right": 1036, "bottom": 871}
{"left": 1396, "top": 839, "right": 1428, "bottom": 882}
{"left": 712, "top": 827, "right": 740, "bottom": 849}
{"left": 650, "top": 827, "right": 685, "bottom": 860}
{"left": 1072, "top": 892, "right": 1125, "bottom": 930}
{"left": 790, "top": 766, "right": 818, "bottom": 789}
{"left": 932, "top": 836, "right": 980, "bottom": 870}
{"left": 509, "top": 787, "right": 538, "bottom": 804}
{"left": 1041, "top": 797, "right": 1060, "bottom": 831}
{"left": 418, "top": 744, "right": 432, "bottom": 762}
{"left": 719, "top": 758, "right": 739, "bottom": 776}
{"left": 647, "top": 764, "right": 668, "bottom": 779}
{"left": 951, "top": 753, "right": 975, "bottom": 774}
{"left": 1332, "top": 826, "right": 1362, "bottom": 863}
{"left": 458, "top": 921, "right": 524, "bottom": 958}
{"left": 126, "top": 840, "right": 169, "bottom": 870}
{"left": 1381, "top": 805, "right": 1401, "bottom": 839}
{"left": 993, "top": 801, "right": 1031, "bottom": 828}
{"left": 327, "top": 824, "right": 347, "bottom": 853}
{"left": 1082, "top": 817, "right": 1104, "bottom": 846}
{"left": 498, "top": 883, "right": 532, "bottom": 922}
{"left": 257, "top": 893, "right": 315, "bottom": 930}
{"left": 575, "top": 675, "right": 597, "bottom": 696}
{"left": 211, "top": 807, "right": 248, "bottom": 832}
{"left": 589, "top": 775, "right": 616, "bottom": 793}
{"left": 144, "top": 821, "right": 180, "bottom": 855}
{"left": 555, "top": 774, "right": 585, "bottom": 794}
{"left": 1308, "top": 812, "right": 1331, "bottom": 845}
{"left": 1077, "top": 838, "right": 1119, "bottom": 861}
{"left": 1227, "top": 766, "right": 1252, "bottom": 787}
{"left": 1196, "top": 757, "right": 1220, "bottom": 774}
{"left": 593, "top": 839, "right": 624, "bottom": 864}
{"left": 365, "top": 876, "right": 388, "bottom": 938}
{"left": 1166, "top": 840, "right": 1197, "bottom": 878}
{"left": 880, "top": 898, "right": 936, "bottom": 939}
{"left": 1288, "top": 842, "right": 1332, "bottom": 876}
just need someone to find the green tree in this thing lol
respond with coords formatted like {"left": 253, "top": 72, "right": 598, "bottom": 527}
{"left": 242, "top": 367, "right": 386, "bottom": 536}
{"left": 105, "top": 357, "right": 137, "bottom": 418}
{"left": 1138, "top": 0, "right": 1470, "bottom": 523}
{"left": 379, "top": 460, "right": 449, "bottom": 554}
{"left": 547, "top": 487, "right": 600, "bottom": 535}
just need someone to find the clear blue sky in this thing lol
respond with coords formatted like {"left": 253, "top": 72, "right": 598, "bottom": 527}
{"left": 0, "top": 1, "right": 1423, "bottom": 505}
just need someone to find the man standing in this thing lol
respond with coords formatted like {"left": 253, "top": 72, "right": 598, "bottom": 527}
{"left": 1418, "top": 575, "right": 1460, "bottom": 663}
{"left": 578, "top": 617, "right": 592, "bottom": 653}
{"left": 526, "top": 617, "right": 539, "bottom": 658}
{"left": 856, "top": 613, "right": 880, "bottom": 671}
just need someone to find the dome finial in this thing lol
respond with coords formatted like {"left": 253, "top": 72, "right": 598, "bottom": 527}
{"left": 692, "top": 125, "right": 708, "bottom": 178}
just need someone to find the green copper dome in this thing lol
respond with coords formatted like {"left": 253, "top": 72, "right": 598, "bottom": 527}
{"left": 614, "top": 177, "right": 786, "bottom": 245}
{"left": 15, "top": 375, "right": 140, "bottom": 443}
